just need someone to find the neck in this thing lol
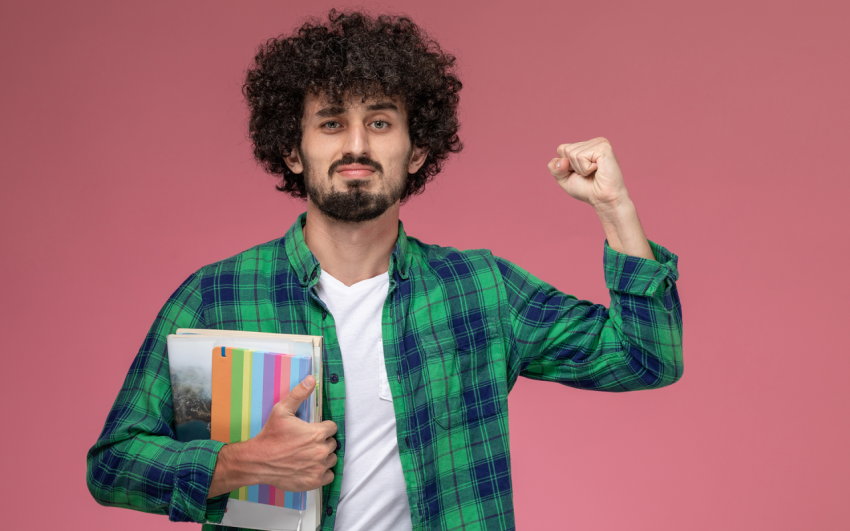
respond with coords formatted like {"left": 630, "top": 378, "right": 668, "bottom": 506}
{"left": 303, "top": 200, "right": 400, "bottom": 287}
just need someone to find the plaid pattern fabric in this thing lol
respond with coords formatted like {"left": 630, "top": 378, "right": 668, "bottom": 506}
{"left": 87, "top": 212, "right": 683, "bottom": 530}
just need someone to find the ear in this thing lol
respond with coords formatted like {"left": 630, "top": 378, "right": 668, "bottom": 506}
{"left": 283, "top": 147, "right": 304, "bottom": 174}
{"left": 407, "top": 145, "right": 429, "bottom": 174}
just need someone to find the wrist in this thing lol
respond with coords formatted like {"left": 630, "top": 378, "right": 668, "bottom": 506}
{"left": 593, "top": 197, "right": 655, "bottom": 261}
{"left": 593, "top": 195, "right": 635, "bottom": 225}
{"left": 230, "top": 439, "right": 266, "bottom": 485}
{"left": 209, "top": 441, "right": 262, "bottom": 498}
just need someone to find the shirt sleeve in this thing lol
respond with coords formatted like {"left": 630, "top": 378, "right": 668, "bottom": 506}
{"left": 86, "top": 272, "right": 229, "bottom": 523}
{"left": 495, "top": 239, "right": 683, "bottom": 392}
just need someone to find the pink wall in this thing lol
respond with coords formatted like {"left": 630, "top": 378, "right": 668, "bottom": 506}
{"left": 2, "top": 0, "right": 848, "bottom": 528}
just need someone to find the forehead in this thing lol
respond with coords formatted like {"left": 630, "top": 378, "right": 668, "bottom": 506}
{"left": 303, "top": 91, "right": 407, "bottom": 117}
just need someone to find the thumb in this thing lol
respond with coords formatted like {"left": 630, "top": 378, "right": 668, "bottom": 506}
{"left": 548, "top": 157, "right": 572, "bottom": 178}
{"left": 279, "top": 374, "right": 315, "bottom": 416}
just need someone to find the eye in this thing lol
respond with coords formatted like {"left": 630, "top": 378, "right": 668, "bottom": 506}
{"left": 372, "top": 120, "right": 389, "bottom": 129}
{"left": 322, "top": 121, "right": 341, "bottom": 130}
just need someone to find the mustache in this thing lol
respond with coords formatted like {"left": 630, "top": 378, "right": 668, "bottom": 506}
{"left": 328, "top": 155, "right": 383, "bottom": 177}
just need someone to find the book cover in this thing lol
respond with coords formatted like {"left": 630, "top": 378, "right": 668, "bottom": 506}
{"left": 211, "top": 346, "right": 311, "bottom": 510}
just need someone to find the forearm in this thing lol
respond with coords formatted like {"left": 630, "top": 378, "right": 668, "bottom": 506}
{"left": 207, "top": 441, "right": 261, "bottom": 498}
{"left": 594, "top": 196, "right": 655, "bottom": 261}
{"left": 87, "top": 431, "right": 227, "bottom": 521}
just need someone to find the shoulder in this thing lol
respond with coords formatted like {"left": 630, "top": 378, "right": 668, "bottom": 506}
{"left": 194, "top": 236, "right": 289, "bottom": 279}
{"left": 407, "top": 235, "right": 494, "bottom": 263}
{"left": 405, "top": 236, "right": 542, "bottom": 297}
{"left": 183, "top": 236, "right": 298, "bottom": 327}
{"left": 405, "top": 236, "right": 503, "bottom": 278}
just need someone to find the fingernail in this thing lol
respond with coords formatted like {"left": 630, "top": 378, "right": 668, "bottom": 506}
{"left": 555, "top": 160, "right": 561, "bottom": 169}
{"left": 302, "top": 376, "right": 312, "bottom": 388}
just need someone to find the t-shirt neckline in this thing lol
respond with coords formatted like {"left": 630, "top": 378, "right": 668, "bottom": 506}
{"left": 318, "top": 269, "right": 389, "bottom": 290}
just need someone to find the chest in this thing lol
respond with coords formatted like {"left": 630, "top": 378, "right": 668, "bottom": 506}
{"left": 202, "top": 265, "right": 511, "bottom": 429}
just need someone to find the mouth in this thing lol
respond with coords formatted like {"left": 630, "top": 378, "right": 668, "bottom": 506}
{"left": 334, "top": 164, "right": 377, "bottom": 179}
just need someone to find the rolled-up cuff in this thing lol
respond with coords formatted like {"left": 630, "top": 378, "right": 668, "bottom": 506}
{"left": 603, "top": 239, "right": 679, "bottom": 297}
{"left": 167, "top": 439, "right": 228, "bottom": 523}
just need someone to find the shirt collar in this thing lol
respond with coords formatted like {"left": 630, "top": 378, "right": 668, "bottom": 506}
{"left": 284, "top": 212, "right": 411, "bottom": 287}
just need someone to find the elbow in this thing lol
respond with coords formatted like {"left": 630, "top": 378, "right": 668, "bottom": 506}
{"left": 86, "top": 445, "right": 118, "bottom": 507}
{"left": 627, "top": 341, "right": 683, "bottom": 390}
{"left": 639, "top": 361, "right": 683, "bottom": 390}
{"left": 655, "top": 362, "right": 683, "bottom": 388}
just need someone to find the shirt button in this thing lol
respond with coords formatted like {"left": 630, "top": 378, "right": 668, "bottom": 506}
{"left": 397, "top": 371, "right": 401, "bottom": 383}
{"left": 311, "top": 270, "right": 317, "bottom": 280}
{"left": 326, "top": 506, "right": 334, "bottom": 516}
{"left": 405, "top": 436, "right": 410, "bottom": 447}
{"left": 330, "top": 374, "right": 339, "bottom": 384}
{"left": 322, "top": 309, "right": 327, "bottom": 320}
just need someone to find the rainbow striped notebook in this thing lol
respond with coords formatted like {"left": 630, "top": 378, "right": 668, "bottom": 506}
{"left": 211, "top": 347, "right": 312, "bottom": 510}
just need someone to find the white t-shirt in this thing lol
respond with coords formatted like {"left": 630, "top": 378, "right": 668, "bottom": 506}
{"left": 314, "top": 270, "right": 412, "bottom": 531}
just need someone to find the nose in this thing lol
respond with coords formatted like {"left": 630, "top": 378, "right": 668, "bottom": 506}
{"left": 341, "top": 122, "right": 370, "bottom": 159}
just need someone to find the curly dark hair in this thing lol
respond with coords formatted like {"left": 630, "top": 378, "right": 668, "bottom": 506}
{"left": 242, "top": 9, "right": 463, "bottom": 202}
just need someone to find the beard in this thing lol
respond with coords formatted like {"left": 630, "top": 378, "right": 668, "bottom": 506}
{"left": 302, "top": 151, "right": 408, "bottom": 223}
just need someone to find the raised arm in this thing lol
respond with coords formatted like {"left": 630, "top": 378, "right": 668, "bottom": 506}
{"left": 497, "top": 137, "right": 683, "bottom": 391}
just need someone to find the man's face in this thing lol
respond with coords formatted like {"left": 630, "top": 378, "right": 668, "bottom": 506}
{"left": 285, "top": 92, "right": 427, "bottom": 223}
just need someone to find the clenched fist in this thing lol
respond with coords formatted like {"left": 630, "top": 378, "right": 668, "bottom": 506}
{"left": 547, "top": 137, "right": 629, "bottom": 211}
{"left": 208, "top": 375, "right": 338, "bottom": 498}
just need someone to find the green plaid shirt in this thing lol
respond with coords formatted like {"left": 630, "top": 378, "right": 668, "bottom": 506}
{"left": 87, "top": 212, "right": 683, "bottom": 530}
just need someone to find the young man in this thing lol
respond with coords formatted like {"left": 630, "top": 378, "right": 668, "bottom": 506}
{"left": 87, "top": 10, "right": 683, "bottom": 531}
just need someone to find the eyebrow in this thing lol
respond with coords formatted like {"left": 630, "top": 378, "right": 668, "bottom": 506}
{"left": 314, "top": 101, "right": 399, "bottom": 118}
{"left": 315, "top": 105, "right": 346, "bottom": 118}
{"left": 365, "top": 101, "right": 399, "bottom": 112}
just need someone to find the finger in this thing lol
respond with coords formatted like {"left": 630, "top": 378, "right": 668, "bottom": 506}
{"left": 324, "top": 452, "right": 338, "bottom": 468}
{"left": 567, "top": 147, "right": 596, "bottom": 177}
{"left": 321, "top": 420, "right": 338, "bottom": 437}
{"left": 325, "top": 436, "right": 338, "bottom": 454}
{"left": 321, "top": 469, "right": 335, "bottom": 486}
{"left": 561, "top": 144, "right": 590, "bottom": 176}
{"left": 559, "top": 139, "right": 608, "bottom": 174}
{"left": 558, "top": 140, "right": 593, "bottom": 159}
{"left": 549, "top": 157, "right": 572, "bottom": 178}
{"left": 578, "top": 143, "right": 609, "bottom": 175}
{"left": 576, "top": 152, "right": 598, "bottom": 176}
{"left": 548, "top": 157, "right": 559, "bottom": 176}
{"left": 278, "top": 374, "right": 315, "bottom": 415}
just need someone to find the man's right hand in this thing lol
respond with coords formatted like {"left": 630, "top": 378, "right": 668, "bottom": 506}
{"left": 207, "top": 375, "right": 337, "bottom": 498}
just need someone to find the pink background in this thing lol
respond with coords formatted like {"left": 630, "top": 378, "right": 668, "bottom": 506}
{"left": 2, "top": 0, "right": 848, "bottom": 529}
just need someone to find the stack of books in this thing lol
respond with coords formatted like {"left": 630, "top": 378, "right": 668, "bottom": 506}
{"left": 167, "top": 329, "right": 323, "bottom": 531}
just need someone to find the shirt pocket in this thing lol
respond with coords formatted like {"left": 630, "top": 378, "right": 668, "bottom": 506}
{"left": 419, "top": 318, "right": 505, "bottom": 430}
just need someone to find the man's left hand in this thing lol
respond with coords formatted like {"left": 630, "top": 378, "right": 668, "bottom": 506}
{"left": 548, "top": 137, "right": 628, "bottom": 212}
{"left": 548, "top": 137, "right": 655, "bottom": 260}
